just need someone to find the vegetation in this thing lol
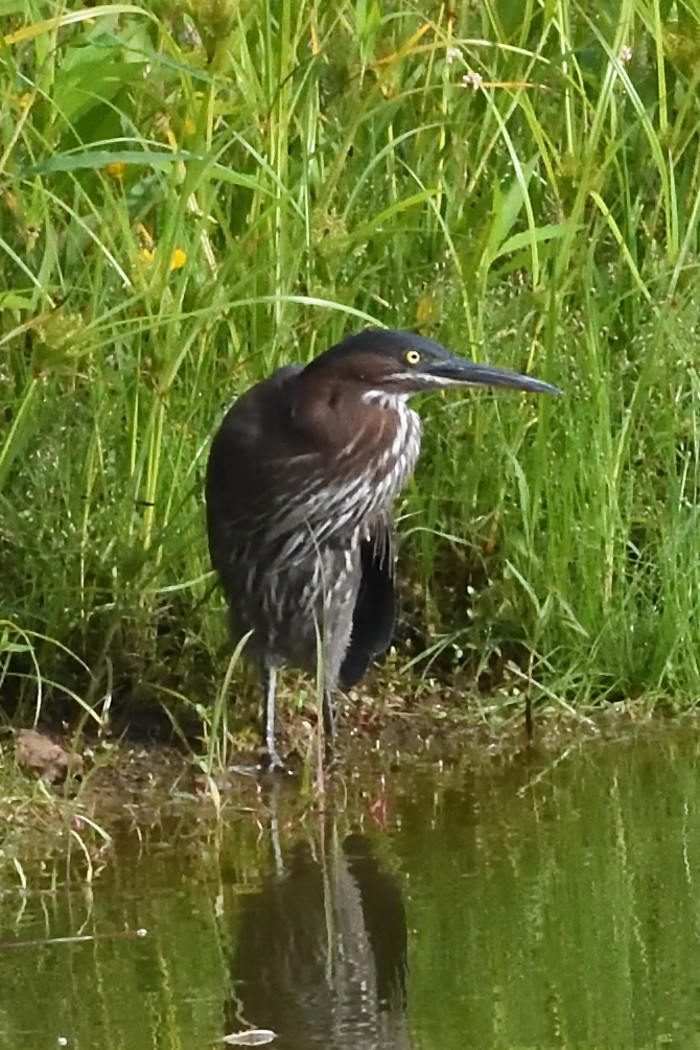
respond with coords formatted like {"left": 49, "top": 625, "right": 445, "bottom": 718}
{"left": 2, "top": 0, "right": 700, "bottom": 746}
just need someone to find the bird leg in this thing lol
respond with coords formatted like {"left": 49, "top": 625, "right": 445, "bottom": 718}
{"left": 322, "top": 688, "right": 335, "bottom": 740}
{"left": 322, "top": 687, "right": 336, "bottom": 762}
{"left": 262, "top": 664, "right": 285, "bottom": 770}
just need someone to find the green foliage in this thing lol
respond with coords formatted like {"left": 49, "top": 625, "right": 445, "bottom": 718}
{"left": 2, "top": 0, "right": 700, "bottom": 728}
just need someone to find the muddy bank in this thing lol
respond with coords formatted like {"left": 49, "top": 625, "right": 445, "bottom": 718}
{"left": 1, "top": 697, "right": 688, "bottom": 859}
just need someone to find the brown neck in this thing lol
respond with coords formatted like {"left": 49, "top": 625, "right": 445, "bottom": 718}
{"left": 293, "top": 371, "right": 396, "bottom": 464}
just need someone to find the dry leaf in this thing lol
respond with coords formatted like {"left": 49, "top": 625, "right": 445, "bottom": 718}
{"left": 15, "top": 728, "right": 84, "bottom": 784}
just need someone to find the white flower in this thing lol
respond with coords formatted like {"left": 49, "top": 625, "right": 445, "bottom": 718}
{"left": 619, "top": 44, "right": 633, "bottom": 64}
{"left": 461, "top": 70, "right": 484, "bottom": 89}
{"left": 446, "top": 47, "right": 462, "bottom": 64}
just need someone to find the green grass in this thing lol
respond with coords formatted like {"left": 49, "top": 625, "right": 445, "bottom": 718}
{"left": 3, "top": 0, "right": 700, "bottom": 744}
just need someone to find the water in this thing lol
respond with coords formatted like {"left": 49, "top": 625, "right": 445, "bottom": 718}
{"left": 2, "top": 727, "right": 700, "bottom": 1049}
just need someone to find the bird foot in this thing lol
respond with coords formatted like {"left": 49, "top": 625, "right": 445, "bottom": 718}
{"left": 260, "top": 749, "right": 288, "bottom": 773}
{"left": 226, "top": 750, "right": 290, "bottom": 776}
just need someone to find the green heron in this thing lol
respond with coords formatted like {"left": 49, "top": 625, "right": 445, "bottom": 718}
{"left": 206, "top": 328, "right": 560, "bottom": 768}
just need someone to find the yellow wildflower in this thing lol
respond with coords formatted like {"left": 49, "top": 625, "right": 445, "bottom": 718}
{"left": 134, "top": 226, "right": 186, "bottom": 270}
{"left": 105, "top": 161, "right": 126, "bottom": 180}
{"left": 9, "top": 92, "right": 33, "bottom": 110}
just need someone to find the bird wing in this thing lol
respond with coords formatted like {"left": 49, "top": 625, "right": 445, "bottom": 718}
{"left": 207, "top": 363, "right": 374, "bottom": 556}
{"left": 338, "top": 515, "right": 396, "bottom": 688}
{"left": 206, "top": 364, "right": 309, "bottom": 566}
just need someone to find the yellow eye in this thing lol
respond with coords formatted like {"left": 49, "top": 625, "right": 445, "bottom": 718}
{"left": 404, "top": 349, "right": 421, "bottom": 366}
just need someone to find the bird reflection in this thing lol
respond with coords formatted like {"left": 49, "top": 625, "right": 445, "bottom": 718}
{"left": 227, "top": 818, "right": 410, "bottom": 1050}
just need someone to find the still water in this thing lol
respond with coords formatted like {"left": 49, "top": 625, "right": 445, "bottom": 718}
{"left": 2, "top": 728, "right": 700, "bottom": 1049}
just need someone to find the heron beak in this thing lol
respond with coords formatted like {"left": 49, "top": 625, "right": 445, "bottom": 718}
{"left": 427, "top": 357, "right": 562, "bottom": 396}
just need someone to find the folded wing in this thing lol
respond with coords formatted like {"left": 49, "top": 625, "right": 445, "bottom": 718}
{"left": 339, "top": 518, "right": 396, "bottom": 688}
